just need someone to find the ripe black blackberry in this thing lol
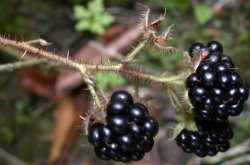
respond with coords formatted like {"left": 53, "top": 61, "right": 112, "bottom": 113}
{"left": 186, "top": 41, "right": 249, "bottom": 122}
{"left": 176, "top": 41, "right": 249, "bottom": 157}
{"left": 88, "top": 90, "right": 159, "bottom": 162}
{"left": 189, "top": 42, "right": 204, "bottom": 57}
{"left": 175, "top": 119, "right": 233, "bottom": 157}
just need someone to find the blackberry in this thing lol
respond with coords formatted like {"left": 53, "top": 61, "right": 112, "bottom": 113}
{"left": 185, "top": 41, "right": 249, "bottom": 122}
{"left": 106, "top": 115, "right": 130, "bottom": 134}
{"left": 175, "top": 119, "right": 233, "bottom": 157}
{"left": 88, "top": 90, "right": 159, "bottom": 162}
{"left": 206, "top": 41, "right": 223, "bottom": 54}
{"left": 178, "top": 41, "right": 249, "bottom": 157}
{"left": 189, "top": 42, "right": 204, "bottom": 57}
{"left": 111, "top": 90, "right": 134, "bottom": 104}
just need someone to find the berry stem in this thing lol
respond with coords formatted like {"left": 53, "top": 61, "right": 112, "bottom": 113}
{"left": 88, "top": 83, "right": 102, "bottom": 109}
{"left": 167, "top": 87, "right": 183, "bottom": 111}
{"left": 124, "top": 41, "right": 146, "bottom": 62}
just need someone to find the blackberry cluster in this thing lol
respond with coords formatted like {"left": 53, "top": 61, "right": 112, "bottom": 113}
{"left": 88, "top": 90, "right": 159, "bottom": 162}
{"left": 187, "top": 41, "right": 249, "bottom": 122}
{"left": 176, "top": 41, "right": 249, "bottom": 157}
{"left": 176, "top": 120, "right": 233, "bottom": 157}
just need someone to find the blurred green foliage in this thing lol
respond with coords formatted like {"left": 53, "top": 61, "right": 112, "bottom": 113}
{"left": 94, "top": 62, "right": 126, "bottom": 90}
{"left": 74, "top": 0, "right": 114, "bottom": 35}
{"left": 95, "top": 72, "right": 125, "bottom": 90}
{"left": 15, "top": 98, "right": 33, "bottom": 126}
{"left": 194, "top": 5, "right": 214, "bottom": 25}
{"left": 163, "top": 0, "right": 190, "bottom": 10}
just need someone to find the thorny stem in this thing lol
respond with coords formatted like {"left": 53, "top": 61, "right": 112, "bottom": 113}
{"left": 0, "top": 36, "right": 86, "bottom": 73}
{"left": 87, "top": 83, "right": 106, "bottom": 121}
{"left": 0, "top": 36, "right": 184, "bottom": 86}
{"left": 88, "top": 84, "right": 101, "bottom": 109}
{"left": 167, "top": 87, "right": 183, "bottom": 111}
{"left": 125, "top": 40, "right": 146, "bottom": 61}
{"left": 0, "top": 59, "right": 47, "bottom": 72}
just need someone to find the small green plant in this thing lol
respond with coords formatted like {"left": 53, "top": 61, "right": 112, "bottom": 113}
{"left": 73, "top": 0, "right": 114, "bottom": 35}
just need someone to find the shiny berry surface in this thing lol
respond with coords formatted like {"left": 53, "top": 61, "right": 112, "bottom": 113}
{"left": 197, "top": 62, "right": 212, "bottom": 73}
{"left": 107, "top": 102, "right": 128, "bottom": 115}
{"left": 228, "top": 102, "right": 243, "bottom": 116}
{"left": 210, "top": 88, "right": 224, "bottom": 103}
{"left": 206, "top": 53, "right": 220, "bottom": 64}
{"left": 221, "top": 55, "right": 235, "bottom": 68}
{"left": 130, "top": 124, "right": 144, "bottom": 137}
{"left": 88, "top": 90, "right": 159, "bottom": 162}
{"left": 129, "top": 103, "right": 149, "bottom": 121}
{"left": 188, "top": 86, "right": 207, "bottom": 104}
{"left": 183, "top": 41, "right": 248, "bottom": 157}
{"left": 207, "top": 41, "right": 223, "bottom": 54}
{"left": 189, "top": 42, "right": 204, "bottom": 57}
{"left": 186, "top": 73, "right": 200, "bottom": 88}
{"left": 118, "top": 134, "right": 136, "bottom": 152}
{"left": 94, "top": 146, "right": 111, "bottom": 160}
{"left": 106, "top": 116, "right": 130, "bottom": 134}
{"left": 88, "top": 123, "right": 104, "bottom": 147}
{"left": 143, "top": 117, "right": 159, "bottom": 138}
{"left": 200, "top": 71, "right": 215, "bottom": 87}
{"left": 216, "top": 73, "right": 231, "bottom": 89}
{"left": 239, "top": 86, "right": 249, "bottom": 101}
{"left": 230, "top": 72, "right": 243, "bottom": 87}
{"left": 111, "top": 90, "right": 133, "bottom": 104}
{"left": 175, "top": 119, "right": 233, "bottom": 157}
{"left": 214, "top": 62, "right": 228, "bottom": 72}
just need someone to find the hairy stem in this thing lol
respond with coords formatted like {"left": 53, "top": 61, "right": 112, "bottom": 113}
{"left": 0, "top": 59, "right": 47, "bottom": 72}
{"left": 88, "top": 84, "right": 101, "bottom": 108}
{"left": 0, "top": 36, "right": 185, "bottom": 87}
{"left": 125, "top": 41, "right": 146, "bottom": 61}
{"left": 167, "top": 87, "right": 183, "bottom": 111}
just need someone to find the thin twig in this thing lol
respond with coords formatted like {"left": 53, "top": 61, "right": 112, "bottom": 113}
{"left": 0, "top": 59, "right": 47, "bottom": 72}
{"left": 0, "top": 148, "right": 29, "bottom": 165}
{"left": 220, "top": 154, "right": 250, "bottom": 165}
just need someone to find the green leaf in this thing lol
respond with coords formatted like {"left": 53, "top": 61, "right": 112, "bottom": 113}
{"left": 91, "top": 23, "right": 105, "bottom": 35}
{"left": 73, "top": 0, "right": 114, "bottom": 35}
{"left": 88, "top": 0, "right": 104, "bottom": 13}
{"left": 164, "top": 0, "right": 190, "bottom": 10}
{"left": 98, "top": 13, "right": 114, "bottom": 26}
{"left": 194, "top": 5, "right": 214, "bottom": 25}
{"left": 74, "top": 5, "right": 90, "bottom": 19}
{"left": 94, "top": 72, "right": 125, "bottom": 90}
{"left": 75, "top": 20, "right": 90, "bottom": 31}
